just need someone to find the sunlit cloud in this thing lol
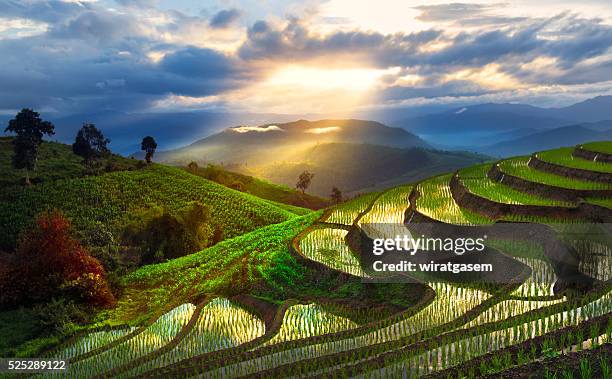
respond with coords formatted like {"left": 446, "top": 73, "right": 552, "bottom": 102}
{"left": 306, "top": 126, "right": 342, "bottom": 134}
{"left": 445, "top": 63, "right": 525, "bottom": 91}
{"left": 265, "top": 65, "right": 396, "bottom": 91}
{"left": 231, "top": 125, "right": 284, "bottom": 133}
{"left": 0, "top": 0, "right": 611, "bottom": 115}
{"left": 0, "top": 17, "right": 48, "bottom": 38}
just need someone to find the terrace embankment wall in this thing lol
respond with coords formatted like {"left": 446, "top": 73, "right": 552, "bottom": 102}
{"left": 487, "top": 162, "right": 612, "bottom": 202}
{"left": 573, "top": 145, "right": 612, "bottom": 163}
{"left": 529, "top": 154, "right": 612, "bottom": 183}
{"left": 451, "top": 172, "right": 612, "bottom": 222}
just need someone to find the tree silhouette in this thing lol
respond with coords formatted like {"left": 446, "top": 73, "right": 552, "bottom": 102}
{"left": 296, "top": 171, "right": 314, "bottom": 194}
{"left": 4, "top": 108, "right": 55, "bottom": 185}
{"left": 72, "top": 123, "right": 110, "bottom": 164}
{"left": 187, "top": 161, "right": 199, "bottom": 172}
{"left": 141, "top": 136, "right": 158, "bottom": 163}
{"left": 331, "top": 186, "right": 343, "bottom": 204}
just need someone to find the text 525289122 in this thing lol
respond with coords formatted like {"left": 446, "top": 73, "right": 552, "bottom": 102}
{"left": 0, "top": 359, "right": 67, "bottom": 373}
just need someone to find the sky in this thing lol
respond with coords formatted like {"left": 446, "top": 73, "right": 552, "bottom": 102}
{"left": 1, "top": 0, "right": 612, "bottom": 116}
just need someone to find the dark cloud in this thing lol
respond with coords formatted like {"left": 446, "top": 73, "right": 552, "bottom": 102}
{"left": 209, "top": 8, "right": 241, "bottom": 28}
{"left": 160, "top": 48, "right": 237, "bottom": 78}
{"left": 239, "top": 18, "right": 441, "bottom": 62}
{"left": 50, "top": 10, "right": 140, "bottom": 43}
{"left": 0, "top": 33, "right": 247, "bottom": 114}
{"left": 239, "top": 14, "right": 612, "bottom": 75}
{"left": 380, "top": 80, "right": 493, "bottom": 101}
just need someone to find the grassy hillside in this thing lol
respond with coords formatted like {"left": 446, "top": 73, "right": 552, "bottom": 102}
{"left": 0, "top": 137, "right": 142, "bottom": 186}
{"left": 0, "top": 164, "right": 303, "bottom": 251}
{"left": 256, "top": 143, "right": 489, "bottom": 196}
{"left": 185, "top": 164, "right": 329, "bottom": 211}
{"left": 0, "top": 140, "right": 309, "bottom": 252}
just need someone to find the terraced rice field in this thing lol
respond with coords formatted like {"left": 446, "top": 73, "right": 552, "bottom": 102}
{"left": 413, "top": 174, "right": 492, "bottom": 225}
{"left": 499, "top": 157, "right": 612, "bottom": 190}
{"left": 264, "top": 304, "right": 358, "bottom": 345}
{"left": 202, "top": 283, "right": 491, "bottom": 378}
{"left": 51, "top": 327, "right": 137, "bottom": 360}
{"left": 459, "top": 164, "right": 575, "bottom": 206}
{"left": 325, "top": 191, "right": 381, "bottom": 225}
{"left": 36, "top": 143, "right": 611, "bottom": 378}
{"left": 45, "top": 303, "right": 195, "bottom": 378}
{"left": 536, "top": 147, "right": 612, "bottom": 173}
{"left": 299, "top": 227, "right": 367, "bottom": 277}
{"left": 359, "top": 185, "right": 414, "bottom": 239}
{"left": 358, "top": 290, "right": 611, "bottom": 378}
{"left": 582, "top": 141, "right": 612, "bottom": 154}
{"left": 122, "top": 298, "right": 265, "bottom": 377}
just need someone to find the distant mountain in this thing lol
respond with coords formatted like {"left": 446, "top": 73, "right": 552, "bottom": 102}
{"left": 153, "top": 119, "right": 429, "bottom": 166}
{"left": 250, "top": 143, "right": 488, "bottom": 196}
{"left": 480, "top": 121, "right": 612, "bottom": 157}
{"left": 148, "top": 119, "right": 484, "bottom": 196}
{"left": 552, "top": 96, "right": 612, "bottom": 123}
{"left": 4, "top": 95, "right": 612, "bottom": 155}
{"left": 394, "top": 106, "right": 568, "bottom": 146}
{"left": 393, "top": 96, "right": 612, "bottom": 147}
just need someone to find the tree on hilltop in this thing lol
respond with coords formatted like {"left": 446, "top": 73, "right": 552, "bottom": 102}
{"left": 141, "top": 136, "right": 157, "bottom": 163}
{"left": 187, "top": 161, "right": 199, "bottom": 172}
{"left": 331, "top": 186, "right": 343, "bottom": 204}
{"left": 72, "top": 123, "right": 110, "bottom": 165}
{"left": 4, "top": 108, "right": 55, "bottom": 185}
{"left": 296, "top": 171, "right": 314, "bottom": 194}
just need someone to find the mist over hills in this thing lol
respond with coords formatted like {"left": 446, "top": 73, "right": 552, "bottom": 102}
{"left": 148, "top": 119, "right": 484, "bottom": 196}
{"left": 480, "top": 121, "right": 612, "bottom": 157}
{"left": 154, "top": 119, "right": 428, "bottom": 165}
{"left": 251, "top": 143, "right": 488, "bottom": 196}
{"left": 3, "top": 95, "right": 612, "bottom": 174}
{"left": 392, "top": 96, "right": 612, "bottom": 148}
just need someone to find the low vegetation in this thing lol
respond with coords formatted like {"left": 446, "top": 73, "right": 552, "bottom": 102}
{"left": 0, "top": 133, "right": 610, "bottom": 377}
{"left": 185, "top": 162, "right": 327, "bottom": 211}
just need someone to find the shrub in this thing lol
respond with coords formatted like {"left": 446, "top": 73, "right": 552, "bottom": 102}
{"left": 32, "top": 298, "right": 89, "bottom": 335}
{"left": 0, "top": 210, "right": 115, "bottom": 307}
{"left": 123, "top": 202, "right": 215, "bottom": 263}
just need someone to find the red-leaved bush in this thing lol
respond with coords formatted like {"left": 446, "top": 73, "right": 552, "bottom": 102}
{"left": 0, "top": 210, "right": 115, "bottom": 307}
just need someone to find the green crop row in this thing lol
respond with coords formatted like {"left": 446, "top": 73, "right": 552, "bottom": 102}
{"left": 579, "top": 141, "right": 612, "bottom": 155}
{"left": 120, "top": 297, "right": 265, "bottom": 378}
{"left": 537, "top": 148, "right": 612, "bottom": 174}
{"left": 45, "top": 303, "right": 195, "bottom": 378}
{"left": 459, "top": 164, "right": 574, "bottom": 207}
{"left": 499, "top": 157, "right": 611, "bottom": 190}
{"left": 299, "top": 227, "right": 367, "bottom": 278}
{"left": 355, "top": 290, "right": 611, "bottom": 378}
{"left": 413, "top": 174, "right": 493, "bottom": 225}
{"left": 324, "top": 191, "right": 381, "bottom": 225}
